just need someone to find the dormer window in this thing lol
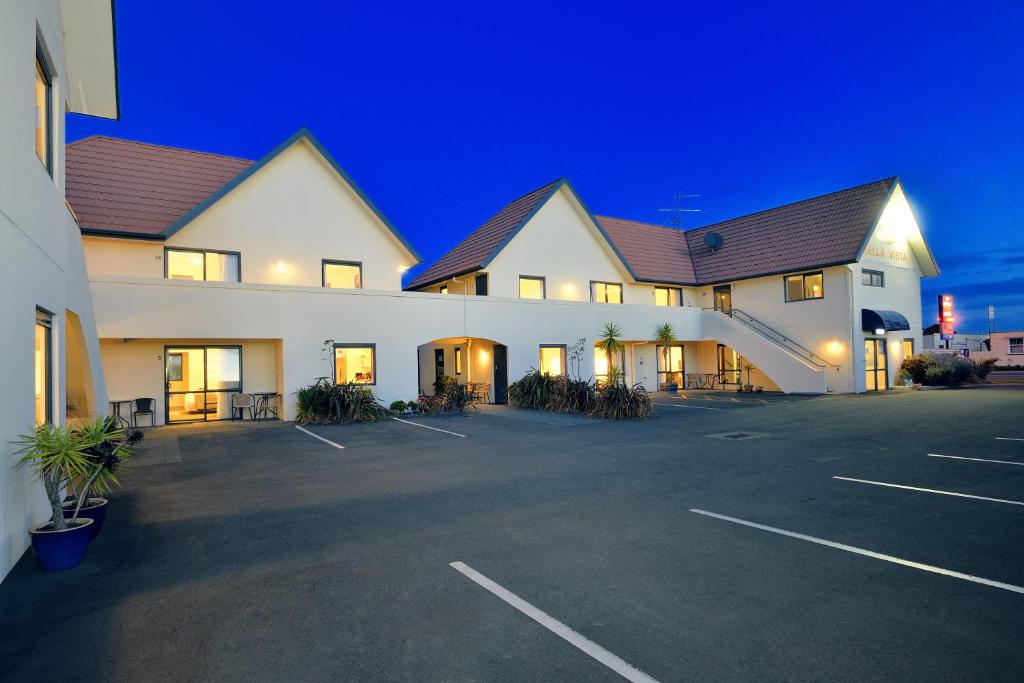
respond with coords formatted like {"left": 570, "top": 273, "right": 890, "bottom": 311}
{"left": 166, "top": 248, "right": 240, "bottom": 282}
{"left": 323, "top": 260, "right": 362, "bottom": 289}
{"left": 591, "top": 281, "right": 622, "bottom": 304}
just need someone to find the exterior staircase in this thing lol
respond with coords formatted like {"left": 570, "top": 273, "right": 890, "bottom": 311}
{"left": 702, "top": 308, "right": 837, "bottom": 393}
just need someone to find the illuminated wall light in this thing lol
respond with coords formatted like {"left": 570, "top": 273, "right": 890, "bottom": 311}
{"left": 874, "top": 328, "right": 886, "bottom": 336}
{"left": 478, "top": 349, "right": 489, "bottom": 362}
{"left": 561, "top": 282, "right": 577, "bottom": 298}
{"left": 397, "top": 264, "right": 410, "bottom": 273}
{"left": 827, "top": 340, "right": 844, "bottom": 354}
{"left": 274, "top": 261, "right": 289, "bottom": 275}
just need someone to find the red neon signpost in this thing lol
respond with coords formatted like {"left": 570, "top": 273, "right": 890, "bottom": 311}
{"left": 938, "top": 294, "right": 955, "bottom": 340}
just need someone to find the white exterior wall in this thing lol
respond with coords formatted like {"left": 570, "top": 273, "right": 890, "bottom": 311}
{"left": 1, "top": 1, "right": 110, "bottom": 579}
{"left": 89, "top": 277, "right": 708, "bottom": 422}
{"left": 82, "top": 140, "right": 417, "bottom": 290}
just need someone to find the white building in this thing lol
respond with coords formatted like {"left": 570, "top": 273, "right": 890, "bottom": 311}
{"left": 65, "top": 129, "right": 939, "bottom": 427}
{"left": 1, "top": 0, "right": 119, "bottom": 578}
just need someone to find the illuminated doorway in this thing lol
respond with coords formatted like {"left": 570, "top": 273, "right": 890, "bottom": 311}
{"left": 165, "top": 346, "right": 242, "bottom": 422}
{"left": 864, "top": 338, "right": 888, "bottom": 391}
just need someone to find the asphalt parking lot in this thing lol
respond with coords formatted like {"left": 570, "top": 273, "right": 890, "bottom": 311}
{"left": 2, "top": 388, "right": 1023, "bottom": 681}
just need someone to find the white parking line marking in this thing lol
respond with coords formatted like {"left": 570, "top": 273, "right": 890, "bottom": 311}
{"left": 833, "top": 476, "right": 1024, "bottom": 507}
{"left": 652, "top": 402, "right": 723, "bottom": 411}
{"left": 689, "top": 509, "right": 1024, "bottom": 594}
{"left": 996, "top": 437, "right": 1024, "bottom": 442}
{"left": 449, "top": 561, "right": 659, "bottom": 683}
{"left": 294, "top": 425, "right": 345, "bottom": 449}
{"left": 391, "top": 417, "right": 466, "bottom": 437}
{"left": 928, "top": 453, "right": 1024, "bottom": 467}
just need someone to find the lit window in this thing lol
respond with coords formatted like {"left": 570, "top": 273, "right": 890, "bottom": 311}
{"left": 35, "top": 309, "right": 52, "bottom": 424}
{"left": 439, "top": 285, "right": 448, "bottom": 294}
{"left": 35, "top": 51, "right": 52, "bottom": 174}
{"left": 1010, "top": 338, "right": 1023, "bottom": 355}
{"left": 166, "top": 249, "right": 240, "bottom": 282}
{"left": 656, "top": 344, "right": 684, "bottom": 388}
{"left": 784, "top": 272, "right": 824, "bottom": 302}
{"left": 539, "top": 345, "right": 566, "bottom": 376}
{"left": 323, "top": 261, "right": 362, "bottom": 289}
{"left": 594, "top": 345, "right": 624, "bottom": 382}
{"left": 335, "top": 345, "right": 376, "bottom": 384}
{"left": 862, "top": 269, "right": 885, "bottom": 287}
{"left": 592, "top": 281, "right": 623, "bottom": 304}
{"left": 519, "top": 276, "right": 545, "bottom": 299}
{"left": 654, "top": 287, "right": 681, "bottom": 306}
{"left": 455, "top": 347, "right": 463, "bottom": 375}
{"left": 901, "top": 338, "right": 914, "bottom": 358}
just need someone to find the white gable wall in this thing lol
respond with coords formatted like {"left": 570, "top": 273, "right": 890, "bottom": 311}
{"left": 82, "top": 139, "right": 415, "bottom": 290}
{"left": 483, "top": 187, "right": 650, "bottom": 303}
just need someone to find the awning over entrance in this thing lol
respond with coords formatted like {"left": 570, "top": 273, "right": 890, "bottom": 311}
{"left": 862, "top": 309, "right": 910, "bottom": 333}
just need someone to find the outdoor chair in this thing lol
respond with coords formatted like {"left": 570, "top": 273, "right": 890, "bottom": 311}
{"left": 231, "top": 393, "right": 254, "bottom": 420}
{"left": 255, "top": 392, "right": 280, "bottom": 421}
{"left": 471, "top": 382, "right": 490, "bottom": 404}
{"left": 132, "top": 397, "right": 156, "bottom": 427}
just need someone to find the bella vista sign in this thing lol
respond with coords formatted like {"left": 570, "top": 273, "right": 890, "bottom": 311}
{"left": 865, "top": 244, "right": 909, "bottom": 266}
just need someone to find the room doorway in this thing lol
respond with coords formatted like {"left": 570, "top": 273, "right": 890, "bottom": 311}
{"left": 165, "top": 346, "right": 242, "bottom": 423}
{"left": 864, "top": 338, "right": 888, "bottom": 391}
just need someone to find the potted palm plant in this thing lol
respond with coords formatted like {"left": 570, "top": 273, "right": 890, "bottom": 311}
{"left": 63, "top": 419, "right": 140, "bottom": 540}
{"left": 743, "top": 363, "right": 755, "bottom": 392}
{"left": 596, "top": 323, "right": 625, "bottom": 386}
{"left": 655, "top": 322, "right": 678, "bottom": 393}
{"left": 15, "top": 418, "right": 139, "bottom": 571}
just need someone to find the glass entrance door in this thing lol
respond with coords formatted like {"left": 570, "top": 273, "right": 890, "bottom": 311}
{"left": 656, "top": 344, "right": 684, "bottom": 388}
{"left": 864, "top": 338, "right": 888, "bottom": 391}
{"left": 713, "top": 285, "right": 732, "bottom": 314}
{"left": 717, "top": 344, "right": 740, "bottom": 385}
{"left": 166, "top": 346, "right": 242, "bottom": 423}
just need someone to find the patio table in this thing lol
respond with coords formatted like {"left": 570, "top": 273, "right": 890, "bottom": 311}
{"left": 108, "top": 399, "right": 133, "bottom": 429}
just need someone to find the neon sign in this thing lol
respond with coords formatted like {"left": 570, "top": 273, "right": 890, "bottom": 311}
{"left": 938, "top": 294, "right": 955, "bottom": 340}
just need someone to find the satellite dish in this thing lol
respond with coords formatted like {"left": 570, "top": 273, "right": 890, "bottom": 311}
{"left": 704, "top": 232, "right": 724, "bottom": 250}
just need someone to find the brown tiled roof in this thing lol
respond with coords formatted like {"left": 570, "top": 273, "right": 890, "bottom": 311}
{"left": 406, "top": 178, "right": 563, "bottom": 289}
{"left": 683, "top": 177, "right": 897, "bottom": 284}
{"left": 66, "top": 136, "right": 253, "bottom": 237}
{"left": 594, "top": 216, "right": 696, "bottom": 284}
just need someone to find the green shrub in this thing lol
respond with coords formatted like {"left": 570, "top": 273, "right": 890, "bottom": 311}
{"left": 418, "top": 382, "right": 473, "bottom": 415}
{"left": 389, "top": 400, "right": 407, "bottom": 413}
{"left": 508, "top": 369, "right": 555, "bottom": 410}
{"left": 971, "top": 358, "right": 997, "bottom": 381}
{"left": 902, "top": 352, "right": 974, "bottom": 387}
{"left": 590, "top": 382, "right": 654, "bottom": 420}
{"left": 407, "top": 400, "right": 419, "bottom": 413}
{"left": 549, "top": 376, "right": 597, "bottom": 414}
{"left": 296, "top": 379, "right": 389, "bottom": 424}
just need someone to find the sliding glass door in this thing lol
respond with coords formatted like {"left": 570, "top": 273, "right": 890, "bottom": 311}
{"left": 165, "top": 346, "right": 242, "bottom": 423}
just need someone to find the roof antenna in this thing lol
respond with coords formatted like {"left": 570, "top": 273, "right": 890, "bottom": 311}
{"left": 658, "top": 192, "right": 702, "bottom": 229}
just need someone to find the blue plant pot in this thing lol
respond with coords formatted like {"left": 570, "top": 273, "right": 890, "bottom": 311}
{"left": 666, "top": 382, "right": 679, "bottom": 394}
{"left": 29, "top": 518, "right": 94, "bottom": 572}
{"left": 63, "top": 498, "right": 108, "bottom": 540}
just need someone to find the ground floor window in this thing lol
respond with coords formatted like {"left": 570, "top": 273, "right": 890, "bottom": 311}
{"left": 35, "top": 308, "right": 52, "bottom": 424}
{"left": 717, "top": 344, "right": 740, "bottom": 384}
{"left": 594, "top": 346, "right": 625, "bottom": 383}
{"left": 901, "top": 338, "right": 914, "bottom": 359}
{"left": 166, "top": 346, "right": 242, "bottom": 423}
{"left": 455, "top": 347, "right": 463, "bottom": 375}
{"left": 864, "top": 338, "right": 888, "bottom": 391}
{"left": 1010, "top": 337, "right": 1023, "bottom": 355}
{"left": 656, "top": 344, "right": 684, "bottom": 388}
{"left": 539, "top": 345, "right": 566, "bottom": 376}
{"left": 335, "top": 344, "right": 376, "bottom": 384}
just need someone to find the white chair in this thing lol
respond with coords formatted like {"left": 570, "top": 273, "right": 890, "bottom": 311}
{"left": 231, "top": 393, "right": 254, "bottom": 420}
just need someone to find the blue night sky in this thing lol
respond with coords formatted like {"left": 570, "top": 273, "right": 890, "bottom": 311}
{"left": 68, "top": 1, "right": 1024, "bottom": 332}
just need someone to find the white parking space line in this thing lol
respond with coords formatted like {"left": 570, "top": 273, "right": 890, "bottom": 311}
{"left": 928, "top": 453, "right": 1024, "bottom": 467}
{"left": 449, "top": 561, "right": 659, "bottom": 683}
{"left": 833, "top": 476, "right": 1024, "bottom": 507}
{"left": 652, "top": 403, "right": 723, "bottom": 411}
{"left": 996, "top": 437, "right": 1024, "bottom": 442}
{"left": 391, "top": 417, "right": 466, "bottom": 438}
{"left": 689, "top": 509, "right": 1024, "bottom": 595}
{"left": 294, "top": 425, "right": 345, "bottom": 449}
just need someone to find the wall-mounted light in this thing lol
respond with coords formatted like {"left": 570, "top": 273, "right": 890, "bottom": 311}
{"left": 478, "top": 349, "right": 489, "bottom": 362}
{"left": 397, "top": 264, "right": 410, "bottom": 273}
{"left": 827, "top": 340, "right": 844, "bottom": 355}
{"left": 874, "top": 328, "right": 886, "bottom": 336}
{"left": 274, "top": 261, "right": 289, "bottom": 275}
{"left": 561, "top": 282, "right": 577, "bottom": 298}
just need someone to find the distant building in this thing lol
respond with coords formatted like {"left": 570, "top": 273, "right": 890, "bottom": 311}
{"left": 971, "top": 331, "right": 1024, "bottom": 367}
{"left": 921, "top": 324, "right": 988, "bottom": 353}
